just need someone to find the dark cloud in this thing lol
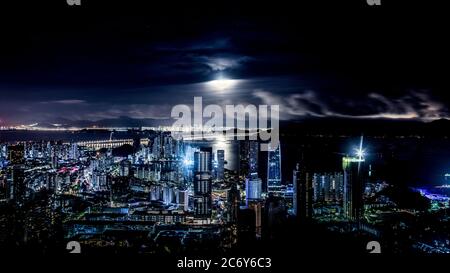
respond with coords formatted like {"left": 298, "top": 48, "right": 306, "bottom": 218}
{"left": 0, "top": 1, "right": 449, "bottom": 126}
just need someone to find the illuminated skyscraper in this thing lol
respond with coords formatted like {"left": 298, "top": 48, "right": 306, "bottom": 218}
{"left": 247, "top": 202, "right": 262, "bottom": 238}
{"left": 313, "top": 172, "right": 344, "bottom": 202}
{"left": 193, "top": 148, "right": 212, "bottom": 218}
{"left": 293, "top": 163, "right": 313, "bottom": 219}
{"left": 152, "top": 135, "right": 162, "bottom": 159}
{"left": 342, "top": 156, "right": 365, "bottom": 222}
{"left": 8, "top": 144, "right": 24, "bottom": 165}
{"left": 69, "top": 143, "right": 79, "bottom": 160}
{"left": 163, "top": 186, "right": 173, "bottom": 205}
{"left": 92, "top": 170, "right": 107, "bottom": 191}
{"left": 239, "top": 141, "right": 250, "bottom": 178}
{"left": 216, "top": 149, "right": 225, "bottom": 181}
{"left": 239, "top": 141, "right": 259, "bottom": 179}
{"left": 249, "top": 141, "right": 259, "bottom": 174}
{"left": 228, "top": 184, "right": 240, "bottom": 223}
{"left": 7, "top": 165, "right": 26, "bottom": 203}
{"left": 245, "top": 172, "right": 263, "bottom": 238}
{"left": 267, "top": 142, "right": 282, "bottom": 194}
{"left": 246, "top": 173, "right": 262, "bottom": 205}
{"left": 0, "top": 144, "right": 7, "bottom": 159}
{"left": 163, "top": 134, "right": 174, "bottom": 158}
{"left": 119, "top": 160, "right": 131, "bottom": 177}
{"left": 176, "top": 188, "right": 189, "bottom": 211}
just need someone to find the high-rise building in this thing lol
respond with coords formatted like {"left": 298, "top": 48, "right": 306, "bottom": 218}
{"left": 343, "top": 156, "right": 365, "bottom": 222}
{"left": 150, "top": 184, "right": 162, "bottom": 201}
{"left": 92, "top": 170, "right": 107, "bottom": 191}
{"left": 293, "top": 163, "right": 313, "bottom": 219}
{"left": 163, "top": 134, "right": 174, "bottom": 158}
{"left": 267, "top": 142, "right": 282, "bottom": 194}
{"left": 163, "top": 186, "right": 173, "bottom": 205}
{"left": 239, "top": 141, "right": 259, "bottom": 179}
{"left": 313, "top": 172, "right": 344, "bottom": 203}
{"left": 119, "top": 160, "right": 131, "bottom": 177}
{"left": 0, "top": 173, "right": 6, "bottom": 200}
{"left": 216, "top": 149, "right": 225, "bottom": 181}
{"left": 249, "top": 141, "right": 259, "bottom": 174}
{"left": 194, "top": 148, "right": 212, "bottom": 172}
{"left": 238, "top": 141, "right": 250, "bottom": 178}
{"left": 193, "top": 148, "right": 212, "bottom": 218}
{"left": 8, "top": 144, "right": 24, "bottom": 165}
{"left": 176, "top": 188, "right": 189, "bottom": 211}
{"left": 69, "top": 143, "right": 79, "bottom": 160}
{"left": 0, "top": 144, "right": 7, "bottom": 159}
{"left": 246, "top": 174, "right": 262, "bottom": 205}
{"left": 51, "top": 152, "right": 58, "bottom": 169}
{"left": 7, "top": 165, "right": 26, "bottom": 202}
{"left": 152, "top": 135, "right": 162, "bottom": 159}
{"left": 228, "top": 184, "right": 240, "bottom": 223}
{"left": 247, "top": 202, "right": 262, "bottom": 238}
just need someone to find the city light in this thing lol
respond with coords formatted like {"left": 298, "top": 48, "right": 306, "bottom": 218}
{"left": 1, "top": 0, "right": 449, "bottom": 260}
{"left": 354, "top": 148, "right": 365, "bottom": 159}
{"left": 183, "top": 158, "right": 193, "bottom": 167}
{"left": 355, "top": 135, "right": 365, "bottom": 161}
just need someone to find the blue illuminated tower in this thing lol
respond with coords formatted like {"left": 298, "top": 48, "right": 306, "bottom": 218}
{"left": 249, "top": 141, "right": 259, "bottom": 174}
{"left": 267, "top": 142, "right": 282, "bottom": 194}
{"left": 193, "top": 148, "right": 212, "bottom": 218}
{"left": 246, "top": 173, "right": 262, "bottom": 205}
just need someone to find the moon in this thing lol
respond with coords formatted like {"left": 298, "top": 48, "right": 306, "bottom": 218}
{"left": 207, "top": 79, "right": 237, "bottom": 91}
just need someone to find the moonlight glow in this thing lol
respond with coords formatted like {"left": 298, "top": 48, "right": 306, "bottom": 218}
{"left": 207, "top": 79, "right": 237, "bottom": 91}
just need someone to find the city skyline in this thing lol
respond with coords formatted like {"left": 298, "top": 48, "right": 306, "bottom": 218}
{"left": 1, "top": 0, "right": 450, "bottom": 262}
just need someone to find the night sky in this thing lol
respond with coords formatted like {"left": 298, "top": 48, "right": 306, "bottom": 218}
{"left": 0, "top": 1, "right": 448, "bottom": 126}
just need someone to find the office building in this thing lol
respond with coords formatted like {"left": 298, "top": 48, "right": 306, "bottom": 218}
{"left": 193, "top": 148, "right": 212, "bottom": 218}
{"left": 8, "top": 144, "right": 24, "bottom": 165}
{"left": 246, "top": 174, "right": 262, "bottom": 204}
{"left": 216, "top": 149, "right": 225, "bottom": 181}
{"left": 238, "top": 141, "right": 250, "bottom": 178}
{"left": 267, "top": 142, "right": 282, "bottom": 194}
{"left": 313, "top": 172, "right": 344, "bottom": 203}
{"left": 7, "top": 165, "right": 26, "bottom": 203}
{"left": 293, "top": 163, "right": 313, "bottom": 219}
{"left": 249, "top": 141, "right": 259, "bottom": 174}
{"left": 119, "top": 160, "right": 131, "bottom": 177}
{"left": 343, "top": 156, "right": 366, "bottom": 222}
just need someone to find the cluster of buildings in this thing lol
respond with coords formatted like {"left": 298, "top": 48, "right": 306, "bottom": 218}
{"left": 0, "top": 132, "right": 233, "bottom": 252}
{"left": 3, "top": 131, "right": 444, "bottom": 254}
{"left": 0, "top": 133, "right": 366, "bottom": 224}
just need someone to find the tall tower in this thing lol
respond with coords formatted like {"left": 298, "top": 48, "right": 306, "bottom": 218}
{"left": 238, "top": 141, "right": 250, "bottom": 178}
{"left": 8, "top": 144, "right": 24, "bottom": 165}
{"left": 7, "top": 165, "right": 26, "bottom": 203}
{"left": 216, "top": 149, "right": 225, "bottom": 181}
{"left": 267, "top": 142, "right": 282, "bottom": 194}
{"left": 193, "top": 148, "right": 212, "bottom": 219}
{"left": 245, "top": 173, "right": 262, "bottom": 205}
{"left": 249, "top": 141, "right": 259, "bottom": 174}
{"left": 342, "top": 156, "right": 365, "bottom": 222}
{"left": 343, "top": 136, "right": 366, "bottom": 222}
{"left": 119, "top": 160, "right": 131, "bottom": 177}
{"left": 293, "top": 163, "right": 313, "bottom": 219}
